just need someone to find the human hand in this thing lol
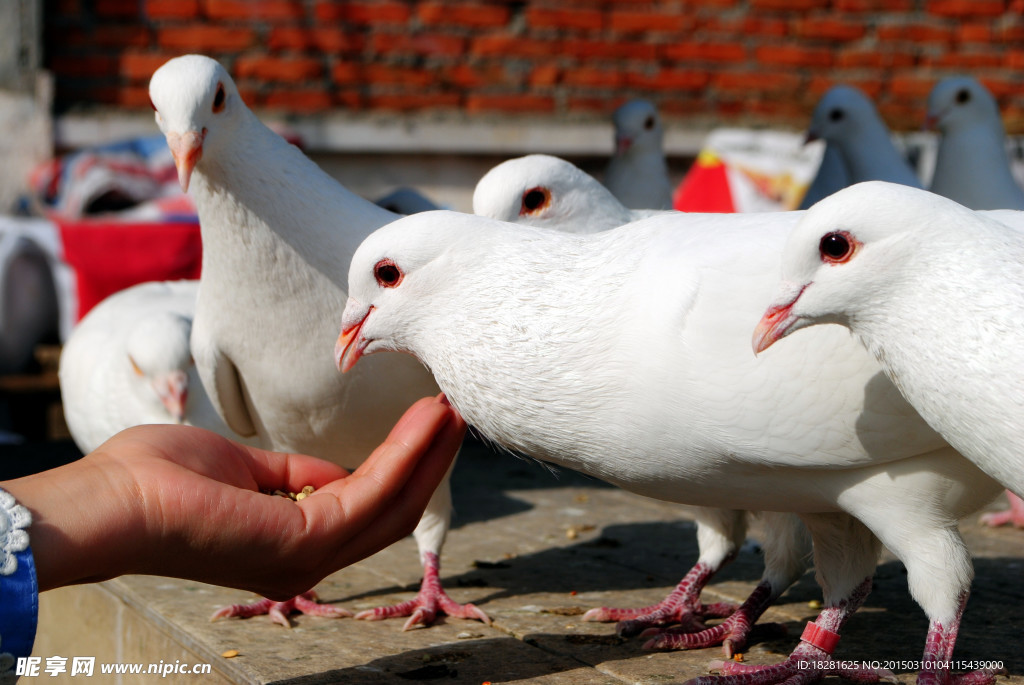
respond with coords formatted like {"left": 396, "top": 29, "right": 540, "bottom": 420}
{"left": 2, "top": 394, "right": 465, "bottom": 598}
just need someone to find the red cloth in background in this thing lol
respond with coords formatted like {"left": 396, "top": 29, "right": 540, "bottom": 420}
{"left": 57, "top": 220, "right": 202, "bottom": 320}
{"left": 673, "top": 151, "right": 736, "bottom": 213}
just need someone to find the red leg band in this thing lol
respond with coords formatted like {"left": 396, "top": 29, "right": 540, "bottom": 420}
{"left": 800, "top": 621, "right": 840, "bottom": 654}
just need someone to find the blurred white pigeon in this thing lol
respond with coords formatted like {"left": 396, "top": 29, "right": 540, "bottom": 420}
{"left": 604, "top": 100, "right": 674, "bottom": 210}
{"left": 797, "top": 143, "right": 849, "bottom": 209}
{"left": 59, "top": 281, "right": 231, "bottom": 453}
{"left": 806, "top": 85, "right": 921, "bottom": 189}
{"left": 756, "top": 180, "right": 1024, "bottom": 524}
{"left": 927, "top": 76, "right": 1024, "bottom": 210}
{"left": 474, "top": 153, "right": 808, "bottom": 654}
{"left": 149, "top": 54, "right": 480, "bottom": 629}
{"left": 338, "top": 208, "right": 1002, "bottom": 685}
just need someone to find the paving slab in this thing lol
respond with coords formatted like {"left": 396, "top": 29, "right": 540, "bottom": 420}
{"left": 31, "top": 437, "right": 1024, "bottom": 684}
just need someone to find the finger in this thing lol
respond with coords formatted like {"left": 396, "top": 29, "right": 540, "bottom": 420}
{"left": 237, "top": 448, "right": 352, "bottom": 494}
{"left": 326, "top": 401, "right": 467, "bottom": 568}
{"left": 295, "top": 397, "right": 460, "bottom": 552}
{"left": 235, "top": 395, "right": 452, "bottom": 493}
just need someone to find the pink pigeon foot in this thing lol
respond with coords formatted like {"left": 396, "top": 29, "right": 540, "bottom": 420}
{"left": 641, "top": 580, "right": 786, "bottom": 657}
{"left": 915, "top": 596, "right": 1005, "bottom": 685}
{"left": 682, "top": 578, "right": 895, "bottom": 685}
{"left": 210, "top": 590, "right": 351, "bottom": 628}
{"left": 979, "top": 491, "right": 1024, "bottom": 528}
{"left": 582, "top": 561, "right": 738, "bottom": 637}
{"left": 354, "top": 551, "right": 490, "bottom": 631}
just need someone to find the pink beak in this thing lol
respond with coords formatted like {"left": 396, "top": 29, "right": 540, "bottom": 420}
{"left": 335, "top": 303, "right": 373, "bottom": 373}
{"left": 752, "top": 286, "right": 807, "bottom": 355}
{"left": 154, "top": 370, "right": 189, "bottom": 422}
{"left": 615, "top": 136, "right": 632, "bottom": 155}
{"left": 166, "top": 129, "right": 205, "bottom": 192}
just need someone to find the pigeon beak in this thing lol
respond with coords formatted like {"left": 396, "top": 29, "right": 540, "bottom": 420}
{"left": 615, "top": 135, "right": 632, "bottom": 155}
{"left": 803, "top": 131, "right": 819, "bottom": 146}
{"left": 923, "top": 113, "right": 939, "bottom": 131}
{"left": 336, "top": 300, "right": 373, "bottom": 373}
{"left": 154, "top": 370, "right": 189, "bottom": 422}
{"left": 166, "top": 129, "right": 206, "bottom": 192}
{"left": 752, "top": 283, "right": 808, "bottom": 355}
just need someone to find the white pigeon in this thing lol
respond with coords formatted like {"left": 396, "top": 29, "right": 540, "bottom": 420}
{"left": 806, "top": 85, "right": 922, "bottom": 189}
{"left": 604, "top": 100, "right": 674, "bottom": 210}
{"left": 927, "top": 76, "right": 1024, "bottom": 211}
{"left": 337, "top": 208, "right": 1004, "bottom": 685}
{"left": 474, "top": 154, "right": 665, "bottom": 231}
{"left": 797, "top": 142, "right": 849, "bottom": 210}
{"left": 755, "top": 180, "right": 1024, "bottom": 523}
{"left": 59, "top": 280, "right": 223, "bottom": 453}
{"left": 473, "top": 153, "right": 809, "bottom": 655}
{"left": 149, "top": 55, "right": 482, "bottom": 629}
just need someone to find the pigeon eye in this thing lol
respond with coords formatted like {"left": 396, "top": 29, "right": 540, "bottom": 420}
{"left": 520, "top": 187, "right": 551, "bottom": 216}
{"left": 819, "top": 231, "right": 858, "bottom": 264}
{"left": 643, "top": 115, "right": 655, "bottom": 130}
{"left": 374, "top": 259, "right": 403, "bottom": 288}
{"left": 212, "top": 83, "right": 226, "bottom": 113}
{"left": 828, "top": 108, "right": 844, "bottom": 123}
{"left": 955, "top": 88, "right": 971, "bottom": 105}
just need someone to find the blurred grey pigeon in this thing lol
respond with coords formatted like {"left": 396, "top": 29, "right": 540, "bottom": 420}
{"left": 807, "top": 85, "right": 921, "bottom": 188}
{"left": 604, "top": 100, "right": 674, "bottom": 210}
{"left": 927, "top": 76, "right": 1024, "bottom": 210}
{"left": 798, "top": 143, "right": 850, "bottom": 209}
{"left": 374, "top": 187, "right": 442, "bottom": 215}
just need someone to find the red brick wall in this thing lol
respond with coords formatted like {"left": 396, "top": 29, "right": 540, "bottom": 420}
{"left": 44, "top": 0, "right": 1024, "bottom": 132}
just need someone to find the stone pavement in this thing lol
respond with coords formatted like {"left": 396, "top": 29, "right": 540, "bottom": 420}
{"left": 33, "top": 436, "right": 1024, "bottom": 684}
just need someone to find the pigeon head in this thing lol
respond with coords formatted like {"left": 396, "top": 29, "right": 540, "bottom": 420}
{"left": 806, "top": 85, "right": 881, "bottom": 147}
{"left": 149, "top": 54, "right": 243, "bottom": 191}
{"left": 336, "top": 210, "right": 485, "bottom": 373}
{"left": 925, "top": 76, "right": 1001, "bottom": 134}
{"left": 611, "top": 99, "right": 663, "bottom": 157}
{"left": 126, "top": 311, "right": 194, "bottom": 422}
{"left": 473, "top": 154, "right": 631, "bottom": 231}
{"left": 752, "top": 181, "right": 967, "bottom": 353}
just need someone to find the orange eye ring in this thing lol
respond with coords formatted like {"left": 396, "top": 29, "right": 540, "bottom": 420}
{"left": 520, "top": 186, "right": 551, "bottom": 216}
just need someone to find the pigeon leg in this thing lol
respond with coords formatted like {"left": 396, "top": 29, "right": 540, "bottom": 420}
{"left": 582, "top": 560, "right": 736, "bottom": 633}
{"left": 354, "top": 551, "right": 490, "bottom": 630}
{"left": 917, "top": 595, "right": 1004, "bottom": 685}
{"left": 641, "top": 580, "right": 786, "bottom": 657}
{"left": 683, "top": 578, "right": 895, "bottom": 685}
{"left": 978, "top": 491, "right": 1024, "bottom": 528}
{"left": 584, "top": 511, "right": 747, "bottom": 634}
{"left": 210, "top": 590, "right": 351, "bottom": 628}
{"left": 638, "top": 512, "right": 810, "bottom": 657}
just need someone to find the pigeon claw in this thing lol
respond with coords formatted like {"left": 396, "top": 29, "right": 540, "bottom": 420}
{"left": 209, "top": 591, "right": 351, "bottom": 628}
